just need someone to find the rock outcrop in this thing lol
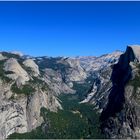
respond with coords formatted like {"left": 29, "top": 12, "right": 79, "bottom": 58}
{"left": 64, "top": 58, "right": 87, "bottom": 82}
{"left": 0, "top": 54, "right": 63, "bottom": 139}
{"left": 0, "top": 80, "right": 62, "bottom": 139}
{"left": 0, "top": 53, "right": 6, "bottom": 60}
{"left": 4, "top": 58, "right": 29, "bottom": 86}
{"left": 23, "top": 59, "right": 40, "bottom": 77}
{"left": 44, "top": 68, "right": 75, "bottom": 95}
{"left": 100, "top": 45, "right": 140, "bottom": 138}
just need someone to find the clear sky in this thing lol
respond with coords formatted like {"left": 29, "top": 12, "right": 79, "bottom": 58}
{"left": 0, "top": 1, "right": 140, "bottom": 57}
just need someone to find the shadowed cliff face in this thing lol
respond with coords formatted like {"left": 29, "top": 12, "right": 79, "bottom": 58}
{"left": 100, "top": 46, "right": 138, "bottom": 138}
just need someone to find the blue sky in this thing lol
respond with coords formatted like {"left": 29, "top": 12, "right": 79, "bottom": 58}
{"left": 0, "top": 1, "right": 140, "bottom": 57}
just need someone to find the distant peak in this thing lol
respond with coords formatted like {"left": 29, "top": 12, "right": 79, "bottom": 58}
{"left": 110, "top": 50, "right": 123, "bottom": 55}
{"left": 114, "top": 50, "right": 123, "bottom": 53}
{"left": 127, "top": 44, "right": 140, "bottom": 48}
{"left": 126, "top": 45, "right": 140, "bottom": 62}
{"left": 10, "top": 51, "right": 24, "bottom": 57}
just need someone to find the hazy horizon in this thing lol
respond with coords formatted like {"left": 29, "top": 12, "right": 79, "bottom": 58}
{"left": 0, "top": 49, "right": 124, "bottom": 58}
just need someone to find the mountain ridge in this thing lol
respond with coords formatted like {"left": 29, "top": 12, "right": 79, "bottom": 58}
{"left": 0, "top": 46, "right": 139, "bottom": 139}
{"left": 100, "top": 45, "right": 140, "bottom": 138}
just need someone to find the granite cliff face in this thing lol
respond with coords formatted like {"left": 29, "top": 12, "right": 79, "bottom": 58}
{"left": 0, "top": 53, "right": 63, "bottom": 139}
{"left": 80, "top": 51, "right": 122, "bottom": 112}
{"left": 0, "top": 49, "right": 126, "bottom": 139}
{"left": 0, "top": 52, "right": 90, "bottom": 139}
{"left": 100, "top": 45, "right": 140, "bottom": 138}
